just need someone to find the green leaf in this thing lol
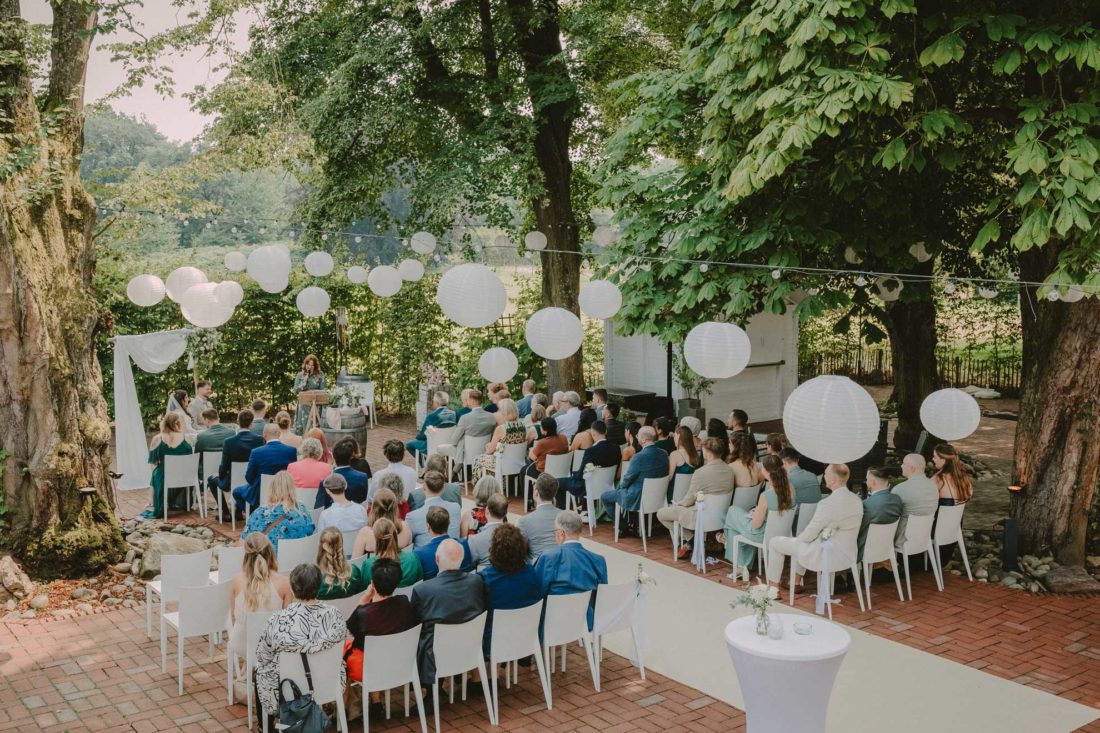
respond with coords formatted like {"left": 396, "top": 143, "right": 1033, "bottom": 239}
{"left": 919, "top": 34, "right": 965, "bottom": 67}
{"left": 972, "top": 219, "right": 1001, "bottom": 252}
{"left": 994, "top": 49, "right": 1022, "bottom": 75}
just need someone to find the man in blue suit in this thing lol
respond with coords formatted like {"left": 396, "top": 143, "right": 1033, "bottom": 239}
{"left": 599, "top": 425, "right": 668, "bottom": 536}
{"left": 232, "top": 423, "right": 297, "bottom": 513}
{"left": 558, "top": 420, "right": 620, "bottom": 507}
{"left": 208, "top": 409, "right": 263, "bottom": 496}
{"left": 415, "top": 506, "right": 473, "bottom": 579}
{"left": 314, "top": 439, "right": 371, "bottom": 507}
{"left": 515, "top": 379, "right": 536, "bottom": 419}
{"left": 535, "top": 511, "right": 608, "bottom": 627}
{"left": 405, "top": 391, "right": 457, "bottom": 463}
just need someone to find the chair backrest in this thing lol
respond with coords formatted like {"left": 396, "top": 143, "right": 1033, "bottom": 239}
{"left": 592, "top": 582, "right": 636, "bottom": 636}
{"left": 571, "top": 450, "right": 585, "bottom": 472}
{"left": 177, "top": 580, "right": 231, "bottom": 636}
{"left": 586, "top": 465, "right": 617, "bottom": 496}
{"left": 463, "top": 434, "right": 492, "bottom": 466}
{"left": 259, "top": 473, "right": 276, "bottom": 505}
{"left": 697, "top": 491, "right": 735, "bottom": 532}
{"left": 795, "top": 502, "right": 819, "bottom": 535}
{"left": 903, "top": 512, "right": 935, "bottom": 554}
{"left": 498, "top": 443, "right": 528, "bottom": 476}
{"left": 325, "top": 594, "right": 363, "bottom": 622}
{"left": 230, "top": 461, "right": 248, "bottom": 490}
{"left": 215, "top": 544, "right": 245, "bottom": 584}
{"left": 341, "top": 530, "right": 360, "bottom": 558}
{"left": 934, "top": 503, "right": 966, "bottom": 545}
{"left": 543, "top": 451, "right": 574, "bottom": 479}
{"left": 427, "top": 427, "right": 456, "bottom": 455}
{"left": 914, "top": 429, "right": 930, "bottom": 456}
{"left": 246, "top": 610, "right": 277, "bottom": 667}
{"left": 432, "top": 612, "right": 488, "bottom": 679}
{"left": 393, "top": 583, "right": 418, "bottom": 599}
{"left": 671, "top": 473, "right": 693, "bottom": 504}
{"left": 864, "top": 520, "right": 901, "bottom": 564}
{"left": 202, "top": 451, "right": 223, "bottom": 480}
{"left": 620, "top": 459, "right": 632, "bottom": 477}
{"left": 276, "top": 533, "right": 321, "bottom": 574}
{"left": 639, "top": 477, "right": 670, "bottom": 514}
{"left": 762, "top": 508, "right": 797, "bottom": 546}
{"left": 159, "top": 549, "right": 214, "bottom": 602}
{"left": 310, "top": 507, "right": 323, "bottom": 526}
{"left": 296, "top": 488, "right": 319, "bottom": 510}
{"left": 163, "top": 453, "right": 201, "bottom": 488}
{"left": 361, "top": 624, "right": 423, "bottom": 694}
{"left": 542, "top": 592, "right": 591, "bottom": 647}
{"left": 732, "top": 483, "right": 762, "bottom": 511}
{"left": 277, "top": 644, "right": 345, "bottom": 706}
{"left": 489, "top": 602, "right": 543, "bottom": 663}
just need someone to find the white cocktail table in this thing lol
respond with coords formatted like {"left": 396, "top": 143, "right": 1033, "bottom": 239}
{"left": 725, "top": 613, "right": 850, "bottom": 733}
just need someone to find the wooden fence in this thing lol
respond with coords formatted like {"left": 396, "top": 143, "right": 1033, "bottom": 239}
{"left": 800, "top": 346, "right": 1022, "bottom": 396}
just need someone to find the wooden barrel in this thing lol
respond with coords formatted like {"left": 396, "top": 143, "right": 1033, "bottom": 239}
{"left": 336, "top": 410, "right": 367, "bottom": 431}
{"left": 322, "top": 425, "right": 369, "bottom": 454}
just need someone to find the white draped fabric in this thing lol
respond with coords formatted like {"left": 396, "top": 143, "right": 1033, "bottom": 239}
{"left": 113, "top": 330, "right": 191, "bottom": 490}
{"left": 592, "top": 581, "right": 650, "bottom": 668}
{"left": 690, "top": 499, "right": 708, "bottom": 572}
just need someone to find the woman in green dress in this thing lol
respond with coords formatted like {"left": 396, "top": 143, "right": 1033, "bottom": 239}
{"left": 291, "top": 353, "right": 327, "bottom": 435}
{"left": 355, "top": 518, "right": 423, "bottom": 588}
{"left": 724, "top": 454, "right": 794, "bottom": 581}
{"left": 143, "top": 412, "right": 194, "bottom": 519}
{"left": 315, "top": 528, "right": 367, "bottom": 600}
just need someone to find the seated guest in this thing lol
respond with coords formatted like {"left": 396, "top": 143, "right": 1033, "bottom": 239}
{"left": 445, "top": 389, "right": 497, "bottom": 467}
{"left": 466, "top": 493, "right": 509, "bottom": 570}
{"left": 892, "top": 453, "right": 939, "bottom": 550}
{"left": 316, "top": 473, "right": 368, "bottom": 534}
{"left": 474, "top": 398, "right": 527, "bottom": 482}
{"left": 603, "top": 403, "right": 626, "bottom": 447}
{"left": 250, "top": 399, "right": 268, "bottom": 435}
{"left": 679, "top": 415, "right": 702, "bottom": 439}
{"left": 705, "top": 418, "right": 728, "bottom": 446}
{"left": 527, "top": 417, "right": 569, "bottom": 480}
{"left": 316, "top": 527, "right": 366, "bottom": 600}
{"left": 729, "top": 432, "right": 762, "bottom": 487}
{"left": 372, "top": 439, "right": 418, "bottom": 502}
{"left": 658, "top": 437, "right": 734, "bottom": 557}
{"left": 233, "top": 423, "right": 296, "bottom": 514}
{"left": 857, "top": 467, "right": 904, "bottom": 561}
{"left": 478, "top": 523, "right": 542, "bottom": 656}
{"left": 534, "top": 511, "right": 608, "bottom": 627}
{"left": 765, "top": 432, "right": 787, "bottom": 457}
{"left": 484, "top": 382, "right": 507, "bottom": 414}
{"left": 305, "top": 427, "right": 332, "bottom": 463}
{"left": 411, "top": 539, "right": 486, "bottom": 687}
{"left": 274, "top": 411, "right": 302, "bottom": 448}
{"left": 468, "top": 475, "right": 502, "bottom": 533}
{"left": 406, "top": 391, "right": 457, "bottom": 462}
{"left": 343, "top": 437, "right": 374, "bottom": 479}
{"left": 558, "top": 420, "right": 620, "bottom": 507}
{"left": 780, "top": 448, "right": 823, "bottom": 505}
{"left": 553, "top": 391, "right": 582, "bottom": 441}
{"left": 723, "top": 454, "right": 792, "bottom": 576}
{"left": 519, "top": 474, "right": 564, "bottom": 561}
{"left": 590, "top": 388, "right": 609, "bottom": 421}
{"left": 406, "top": 471, "right": 462, "bottom": 548}
{"left": 241, "top": 471, "right": 315, "bottom": 551}
{"left": 408, "top": 454, "right": 462, "bottom": 510}
{"left": 525, "top": 402, "right": 548, "bottom": 442}
{"left": 208, "top": 409, "right": 262, "bottom": 496}
{"left": 194, "top": 408, "right": 234, "bottom": 454}
{"left": 668, "top": 425, "right": 703, "bottom": 497}
{"left": 344, "top": 559, "right": 420, "bottom": 685}
{"left": 228, "top": 534, "right": 291, "bottom": 679}
{"left": 255, "top": 564, "right": 346, "bottom": 718}
{"left": 728, "top": 408, "right": 751, "bottom": 437}
{"left": 372, "top": 472, "right": 410, "bottom": 518}
{"left": 653, "top": 417, "right": 676, "bottom": 455}
{"left": 415, "top": 506, "right": 473, "bottom": 579}
{"left": 352, "top": 486, "right": 412, "bottom": 557}
{"left": 356, "top": 518, "right": 423, "bottom": 588}
{"left": 621, "top": 421, "right": 643, "bottom": 462}
{"left": 515, "top": 379, "right": 537, "bottom": 418}
{"left": 454, "top": 388, "right": 473, "bottom": 422}
{"left": 314, "top": 438, "right": 370, "bottom": 508}
{"left": 569, "top": 408, "right": 599, "bottom": 452}
{"left": 287, "top": 437, "right": 331, "bottom": 489}
{"left": 933, "top": 443, "right": 973, "bottom": 506}
{"left": 599, "top": 426, "right": 667, "bottom": 537}
{"left": 547, "top": 391, "right": 565, "bottom": 417}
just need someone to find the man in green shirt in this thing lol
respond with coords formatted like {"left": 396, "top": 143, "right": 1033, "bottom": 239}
{"left": 194, "top": 408, "right": 236, "bottom": 453}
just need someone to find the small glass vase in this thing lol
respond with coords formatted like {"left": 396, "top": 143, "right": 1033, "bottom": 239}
{"left": 754, "top": 608, "right": 770, "bottom": 636}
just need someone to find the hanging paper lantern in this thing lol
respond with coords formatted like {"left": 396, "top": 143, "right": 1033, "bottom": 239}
{"left": 410, "top": 231, "right": 437, "bottom": 254}
{"left": 165, "top": 267, "right": 208, "bottom": 303}
{"left": 525, "top": 307, "right": 583, "bottom": 360}
{"left": 493, "top": 234, "right": 511, "bottom": 249}
{"left": 367, "top": 265, "right": 402, "bottom": 297}
{"left": 978, "top": 286, "right": 997, "bottom": 299}
{"left": 592, "top": 225, "right": 616, "bottom": 247}
{"left": 214, "top": 280, "right": 244, "bottom": 308}
{"left": 179, "top": 283, "right": 234, "bottom": 328}
{"left": 296, "top": 286, "right": 331, "bottom": 318}
{"left": 578, "top": 280, "right": 622, "bottom": 319}
{"left": 920, "top": 388, "right": 981, "bottom": 441}
{"left": 347, "top": 266, "right": 368, "bottom": 284}
{"left": 683, "top": 322, "right": 752, "bottom": 379}
{"left": 589, "top": 208, "right": 614, "bottom": 226}
{"left": 1062, "top": 284, "right": 1086, "bottom": 303}
{"left": 524, "top": 231, "right": 547, "bottom": 251}
{"left": 398, "top": 259, "right": 425, "bottom": 282}
{"left": 247, "top": 245, "right": 292, "bottom": 285}
{"left": 224, "top": 251, "right": 247, "bottom": 272}
{"left": 257, "top": 274, "right": 289, "bottom": 294}
{"left": 478, "top": 347, "right": 519, "bottom": 383}
{"left": 304, "top": 251, "right": 335, "bottom": 277}
{"left": 909, "top": 242, "right": 932, "bottom": 263}
{"left": 436, "top": 263, "right": 507, "bottom": 327}
{"left": 126, "top": 274, "right": 166, "bottom": 307}
{"left": 875, "top": 276, "right": 904, "bottom": 302}
{"left": 844, "top": 247, "right": 862, "bottom": 265}
{"left": 783, "top": 375, "right": 880, "bottom": 464}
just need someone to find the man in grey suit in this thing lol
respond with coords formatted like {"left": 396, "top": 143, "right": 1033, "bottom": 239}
{"left": 411, "top": 539, "right": 487, "bottom": 686}
{"left": 466, "top": 494, "right": 509, "bottom": 569}
{"left": 519, "top": 473, "right": 563, "bottom": 561}
{"left": 892, "top": 453, "right": 939, "bottom": 550}
{"left": 445, "top": 388, "right": 497, "bottom": 466}
{"left": 781, "top": 448, "right": 823, "bottom": 505}
{"left": 857, "top": 467, "right": 904, "bottom": 560}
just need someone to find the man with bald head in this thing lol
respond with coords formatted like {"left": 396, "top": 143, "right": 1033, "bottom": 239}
{"left": 411, "top": 538, "right": 486, "bottom": 685}
{"left": 891, "top": 453, "right": 938, "bottom": 550}
{"left": 599, "top": 425, "right": 670, "bottom": 537}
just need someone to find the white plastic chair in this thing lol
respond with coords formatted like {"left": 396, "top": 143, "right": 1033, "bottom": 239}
{"left": 461, "top": 434, "right": 492, "bottom": 485}
{"left": 614, "top": 476, "right": 668, "bottom": 553}
{"left": 160, "top": 580, "right": 231, "bottom": 695}
{"left": 860, "top": 520, "right": 904, "bottom": 609}
{"left": 590, "top": 583, "right": 644, "bottom": 692}
{"left": 933, "top": 503, "right": 973, "bottom": 582}
{"left": 325, "top": 594, "right": 363, "bottom": 622}
{"left": 794, "top": 536, "right": 866, "bottom": 620}
{"left": 419, "top": 426, "right": 456, "bottom": 471}
{"left": 230, "top": 609, "right": 275, "bottom": 729}
{"left": 581, "top": 465, "right": 617, "bottom": 535}
{"left": 224, "top": 461, "right": 248, "bottom": 531}
{"left": 898, "top": 512, "right": 941, "bottom": 599}
{"left": 340, "top": 530, "right": 360, "bottom": 558}
{"left": 570, "top": 450, "right": 585, "bottom": 473}
{"left": 210, "top": 544, "right": 244, "bottom": 584}
{"left": 265, "top": 644, "right": 349, "bottom": 733}
{"left": 244, "top": 473, "right": 278, "bottom": 523}
{"left": 670, "top": 473, "right": 693, "bottom": 504}
{"left": 295, "top": 487, "right": 319, "bottom": 510}
{"left": 729, "top": 508, "right": 796, "bottom": 583}
{"left": 145, "top": 547, "right": 213, "bottom": 639}
{"left": 430, "top": 612, "right": 495, "bottom": 730}
{"left": 488, "top": 603, "right": 551, "bottom": 721}
{"left": 310, "top": 507, "right": 323, "bottom": 526}
{"left": 731, "top": 482, "right": 763, "bottom": 511}
{"left": 525, "top": 451, "right": 573, "bottom": 512}
{"left": 202, "top": 450, "right": 222, "bottom": 516}
{"left": 542, "top": 592, "right": 597, "bottom": 696}
{"left": 163, "top": 453, "right": 203, "bottom": 519}
{"left": 359, "top": 625, "right": 428, "bottom": 733}
{"left": 673, "top": 491, "right": 734, "bottom": 567}
{"left": 276, "top": 533, "right": 320, "bottom": 574}
{"left": 492, "top": 443, "right": 528, "bottom": 497}
{"left": 795, "top": 501, "right": 819, "bottom": 534}
{"left": 393, "top": 584, "right": 418, "bottom": 599}
{"left": 362, "top": 382, "right": 376, "bottom": 429}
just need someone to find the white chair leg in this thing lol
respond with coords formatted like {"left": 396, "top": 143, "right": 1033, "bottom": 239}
{"left": 672, "top": 523, "right": 679, "bottom": 562}
{"left": 789, "top": 561, "right": 796, "bottom": 605}
{"left": 863, "top": 562, "right": 873, "bottom": 610}
{"left": 478, "top": 659, "right": 496, "bottom": 726}
{"left": 412, "top": 678, "right": 428, "bottom": 733}
{"left": 145, "top": 592, "right": 153, "bottom": 639}
{"left": 533, "top": 643, "right": 552, "bottom": 711}
{"left": 613, "top": 506, "right": 620, "bottom": 543}
{"left": 958, "top": 534, "right": 974, "bottom": 581}
{"left": 850, "top": 564, "right": 866, "bottom": 612}
{"left": 160, "top": 616, "right": 168, "bottom": 672}
{"left": 903, "top": 553, "right": 914, "bottom": 600}
{"left": 432, "top": 683, "right": 441, "bottom": 733}
{"left": 177, "top": 632, "right": 185, "bottom": 696}
{"left": 930, "top": 548, "right": 944, "bottom": 591}
{"left": 890, "top": 555, "right": 904, "bottom": 601}
{"left": 640, "top": 514, "right": 648, "bottom": 553}
{"left": 631, "top": 626, "right": 646, "bottom": 680}
{"left": 226, "top": 649, "right": 232, "bottom": 707}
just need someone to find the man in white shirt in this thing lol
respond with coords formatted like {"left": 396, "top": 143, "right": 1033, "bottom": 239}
{"left": 553, "top": 391, "right": 582, "bottom": 441}
{"left": 371, "top": 439, "right": 418, "bottom": 502}
{"left": 315, "top": 473, "right": 367, "bottom": 533}
{"left": 892, "top": 453, "right": 940, "bottom": 550}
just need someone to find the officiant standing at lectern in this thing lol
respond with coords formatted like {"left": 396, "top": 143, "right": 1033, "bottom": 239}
{"left": 292, "top": 354, "right": 327, "bottom": 434}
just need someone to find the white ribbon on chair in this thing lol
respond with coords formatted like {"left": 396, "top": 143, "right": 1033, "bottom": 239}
{"left": 690, "top": 498, "right": 707, "bottom": 572}
{"left": 592, "top": 581, "right": 651, "bottom": 668}
{"left": 814, "top": 536, "right": 855, "bottom": 615}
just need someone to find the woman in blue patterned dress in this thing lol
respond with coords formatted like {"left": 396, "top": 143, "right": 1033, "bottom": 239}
{"left": 241, "top": 471, "right": 314, "bottom": 551}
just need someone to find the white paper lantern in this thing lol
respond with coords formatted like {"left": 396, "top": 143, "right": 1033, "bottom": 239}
{"left": 592, "top": 225, "right": 617, "bottom": 247}
{"left": 978, "top": 286, "right": 997, "bottom": 299}
{"left": 398, "top": 259, "right": 425, "bottom": 282}
{"left": 843, "top": 246, "right": 862, "bottom": 264}
{"left": 525, "top": 307, "right": 583, "bottom": 360}
{"left": 410, "top": 231, "right": 437, "bottom": 254}
{"left": 524, "top": 231, "right": 547, "bottom": 251}
{"left": 436, "top": 263, "right": 507, "bottom": 327}
{"left": 247, "top": 245, "right": 291, "bottom": 284}
{"left": 257, "top": 274, "right": 289, "bottom": 294}
{"left": 783, "top": 375, "right": 881, "bottom": 464}
{"left": 126, "top": 274, "right": 166, "bottom": 307}
{"left": 493, "top": 234, "right": 511, "bottom": 249}
{"left": 920, "top": 388, "right": 981, "bottom": 441}
{"left": 347, "top": 265, "right": 368, "bottom": 284}
{"left": 578, "top": 280, "right": 622, "bottom": 319}
{"left": 1062, "top": 284, "right": 1086, "bottom": 303}
{"left": 214, "top": 280, "right": 244, "bottom": 308}
{"left": 875, "top": 276, "right": 904, "bottom": 302}
{"left": 304, "top": 251, "right": 334, "bottom": 277}
{"left": 478, "top": 347, "right": 519, "bottom": 383}
{"left": 367, "top": 265, "right": 402, "bottom": 297}
{"left": 223, "top": 251, "right": 247, "bottom": 272}
{"left": 296, "top": 286, "right": 331, "bottom": 317}
{"left": 909, "top": 242, "right": 932, "bottom": 263}
{"left": 179, "top": 283, "right": 234, "bottom": 328}
{"left": 165, "top": 267, "right": 208, "bottom": 303}
{"left": 683, "top": 322, "right": 752, "bottom": 379}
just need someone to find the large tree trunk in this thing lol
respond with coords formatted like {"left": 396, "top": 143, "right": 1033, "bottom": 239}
{"left": 1012, "top": 245, "right": 1100, "bottom": 566}
{"left": 883, "top": 278, "right": 939, "bottom": 452}
{"left": 0, "top": 2, "right": 124, "bottom": 578}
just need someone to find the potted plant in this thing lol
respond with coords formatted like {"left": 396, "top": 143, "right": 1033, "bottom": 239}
{"left": 673, "top": 352, "right": 715, "bottom": 422}
{"left": 326, "top": 385, "right": 366, "bottom": 430}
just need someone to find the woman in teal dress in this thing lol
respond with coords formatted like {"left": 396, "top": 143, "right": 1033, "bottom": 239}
{"left": 354, "top": 518, "right": 423, "bottom": 588}
{"left": 145, "top": 412, "right": 194, "bottom": 519}
{"left": 668, "top": 426, "right": 702, "bottom": 501}
{"left": 291, "top": 353, "right": 327, "bottom": 435}
{"left": 724, "top": 454, "right": 793, "bottom": 580}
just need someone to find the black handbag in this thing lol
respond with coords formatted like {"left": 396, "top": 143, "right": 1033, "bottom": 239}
{"left": 276, "top": 653, "right": 332, "bottom": 733}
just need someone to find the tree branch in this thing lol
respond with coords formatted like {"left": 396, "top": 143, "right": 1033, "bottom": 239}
{"left": 399, "top": 3, "right": 484, "bottom": 133}
{"left": 45, "top": 0, "right": 98, "bottom": 153}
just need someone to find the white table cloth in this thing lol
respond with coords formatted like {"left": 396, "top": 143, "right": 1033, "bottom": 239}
{"left": 725, "top": 613, "right": 850, "bottom": 733}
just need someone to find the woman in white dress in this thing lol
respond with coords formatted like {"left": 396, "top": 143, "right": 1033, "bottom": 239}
{"left": 166, "top": 389, "right": 198, "bottom": 441}
{"left": 228, "top": 534, "right": 292, "bottom": 693}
